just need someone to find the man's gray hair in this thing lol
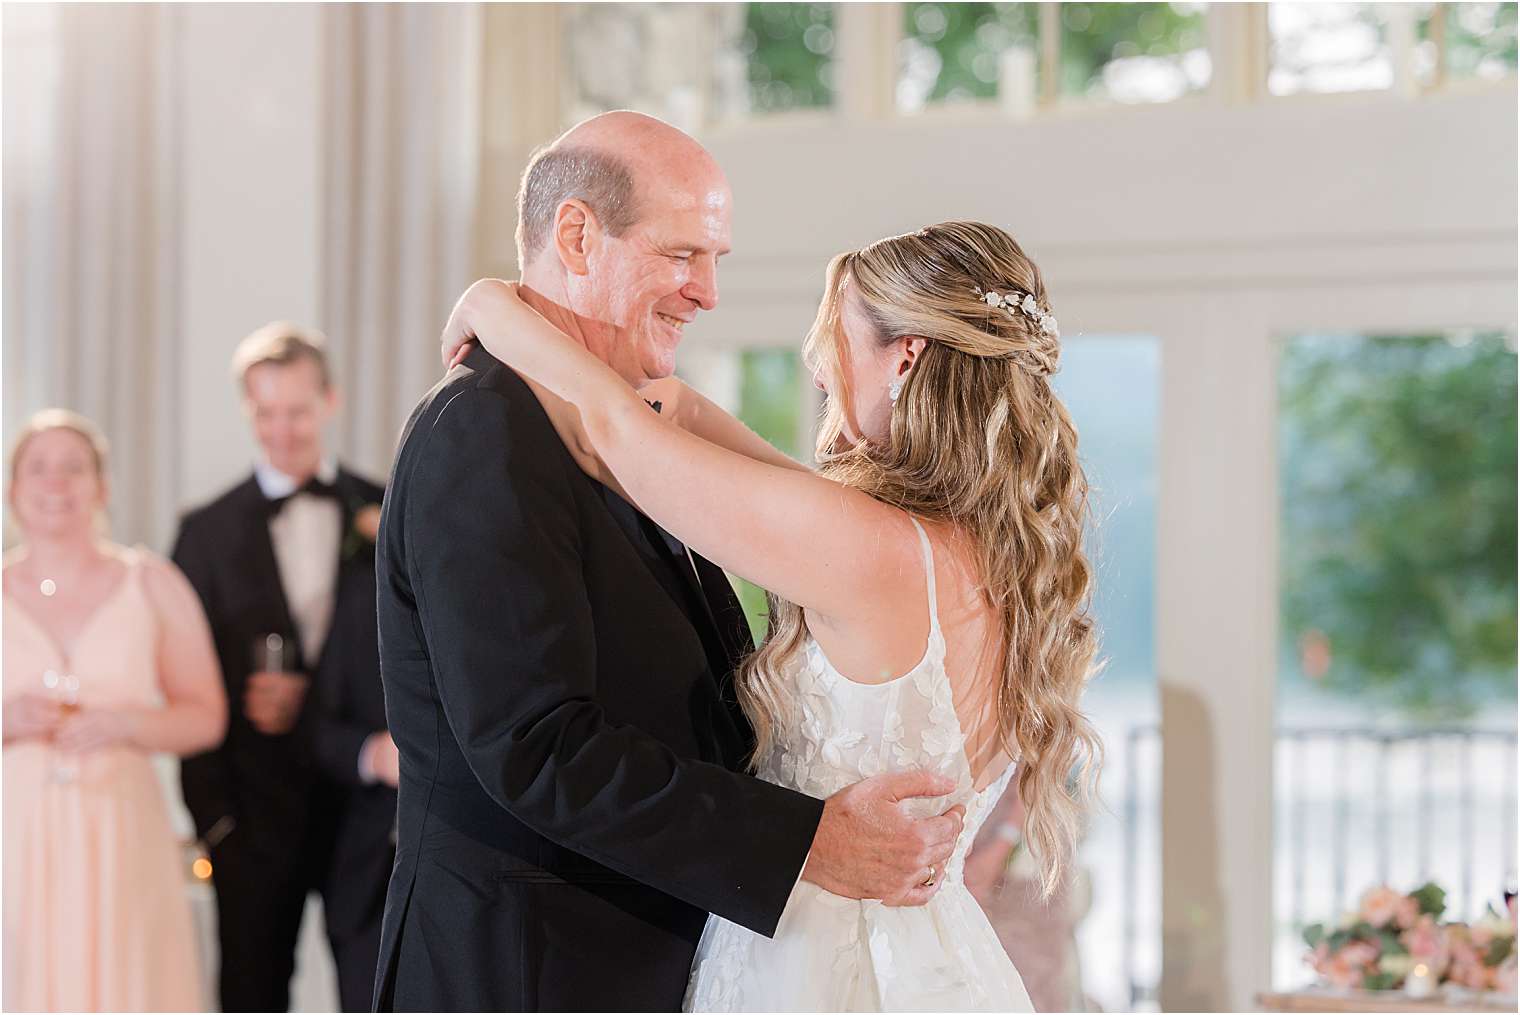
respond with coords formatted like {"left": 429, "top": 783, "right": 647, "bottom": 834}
{"left": 515, "top": 145, "right": 640, "bottom": 265}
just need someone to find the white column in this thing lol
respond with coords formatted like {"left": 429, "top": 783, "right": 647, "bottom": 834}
{"left": 1156, "top": 309, "right": 1278, "bottom": 1012}
{"left": 834, "top": 3, "right": 900, "bottom": 119}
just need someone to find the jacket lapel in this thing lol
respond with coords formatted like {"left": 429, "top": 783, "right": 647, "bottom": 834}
{"left": 314, "top": 466, "right": 377, "bottom": 676}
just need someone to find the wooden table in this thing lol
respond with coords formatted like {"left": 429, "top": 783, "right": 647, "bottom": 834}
{"left": 1259, "top": 988, "right": 1518, "bottom": 1013}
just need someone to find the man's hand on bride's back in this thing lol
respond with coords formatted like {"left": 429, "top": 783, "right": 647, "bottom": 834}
{"left": 800, "top": 770, "right": 966, "bottom": 907}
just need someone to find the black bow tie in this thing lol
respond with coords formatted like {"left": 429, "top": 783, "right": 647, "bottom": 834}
{"left": 264, "top": 476, "right": 342, "bottom": 518}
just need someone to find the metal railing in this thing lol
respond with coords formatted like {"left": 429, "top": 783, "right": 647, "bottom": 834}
{"left": 1112, "top": 723, "right": 1517, "bottom": 1007}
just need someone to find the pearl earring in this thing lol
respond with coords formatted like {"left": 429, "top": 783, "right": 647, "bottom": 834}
{"left": 889, "top": 380, "right": 902, "bottom": 403}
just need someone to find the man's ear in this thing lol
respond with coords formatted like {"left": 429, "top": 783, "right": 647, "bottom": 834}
{"left": 553, "top": 198, "right": 599, "bottom": 277}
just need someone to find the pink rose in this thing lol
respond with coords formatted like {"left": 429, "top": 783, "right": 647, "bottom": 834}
{"left": 1325, "top": 955, "right": 1364, "bottom": 989}
{"left": 1402, "top": 915, "right": 1447, "bottom": 965}
{"left": 1343, "top": 940, "right": 1382, "bottom": 968}
{"left": 1393, "top": 896, "right": 1420, "bottom": 929}
{"left": 1360, "top": 886, "right": 1404, "bottom": 928}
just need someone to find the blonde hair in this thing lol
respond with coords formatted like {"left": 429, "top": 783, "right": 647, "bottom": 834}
{"left": 740, "top": 221, "right": 1104, "bottom": 896}
{"left": 232, "top": 321, "right": 332, "bottom": 390}
{"left": 9, "top": 408, "right": 110, "bottom": 487}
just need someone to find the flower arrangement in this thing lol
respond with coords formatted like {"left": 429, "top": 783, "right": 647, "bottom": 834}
{"left": 1303, "top": 882, "right": 1517, "bottom": 995}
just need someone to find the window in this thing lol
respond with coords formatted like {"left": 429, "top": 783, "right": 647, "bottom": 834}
{"left": 561, "top": 3, "right": 835, "bottom": 132}
{"left": 1272, "top": 330, "right": 1519, "bottom": 988}
{"left": 1442, "top": 2, "right": 1519, "bottom": 80}
{"left": 1059, "top": 2, "right": 1210, "bottom": 104}
{"left": 741, "top": 3, "right": 837, "bottom": 114}
{"left": 898, "top": 2, "right": 1209, "bottom": 113}
{"left": 1268, "top": 3, "right": 1394, "bottom": 96}
{"left": 898, "top": 3, "right": 1040, "bottom": 112}
{"left": 1419, "top": 2, "right": 1519, "bottom": 86}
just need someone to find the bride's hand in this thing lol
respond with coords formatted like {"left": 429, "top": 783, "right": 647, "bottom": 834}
{"left": 440, "top": 279, "right": 529, "bottom": 370}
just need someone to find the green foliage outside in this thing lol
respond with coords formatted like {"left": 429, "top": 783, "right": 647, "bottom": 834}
{"left": 741, "top": 3, "right": 835, "bottom": 112}
{"left": 1056, "top": 2, "right": 1206, "bottom": 97}
{"left": 1279, "top": 334, "right": 1517, "bottom": 720}
{"left": 734, "top": 350, "right": 804, "bottom": 642}
{"left": 898, "top": 2, "right": 1204, "bottom": 102}
{"left": 1433, "top": 3, "right": 1519, "bottom": 78}
{"left": 902, "top": 2, "right": 1039, "bottom": 102}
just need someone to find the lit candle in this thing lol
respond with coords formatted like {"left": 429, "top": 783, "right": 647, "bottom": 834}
{"left": 1405, "top": 962, "right": 1436, "bottom": 999}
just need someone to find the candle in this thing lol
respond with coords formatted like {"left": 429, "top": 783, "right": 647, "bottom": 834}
{"left": 1405, "top": 963, "right": 1436, "bottom": 999}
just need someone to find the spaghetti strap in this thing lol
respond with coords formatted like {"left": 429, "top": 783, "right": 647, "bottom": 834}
{"left": 906, "top": 516, "right": 941, "bottom": 636}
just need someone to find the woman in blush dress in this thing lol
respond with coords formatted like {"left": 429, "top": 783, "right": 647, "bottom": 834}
{"left": 440, "top": 221, "right": 1105, "bottom": 1011}
{"left": 3, "top": 409, "right": 227, "bottom": 1011}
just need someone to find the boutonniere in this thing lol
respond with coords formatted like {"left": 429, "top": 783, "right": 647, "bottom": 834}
{"left": 342, "top": 501, "right": 382, "bottom": 561}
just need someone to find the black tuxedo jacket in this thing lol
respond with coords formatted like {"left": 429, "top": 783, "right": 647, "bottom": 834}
{"left": 312, "top": 519, "right": 398, "bottom": 948}
{"left": 172, "top": 466, "right": 385, "bottom": 861}
{"left": 373, "top": 347, "right": 824, "bottom": 1012}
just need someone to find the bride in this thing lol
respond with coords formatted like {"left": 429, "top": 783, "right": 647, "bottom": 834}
{"left": 439, "top": 220, "right": 1102, "bottom": 1011}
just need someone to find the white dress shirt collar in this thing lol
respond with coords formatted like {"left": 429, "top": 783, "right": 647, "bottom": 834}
{"left": 255, "top": 457, "right": 339, "bottom": 500}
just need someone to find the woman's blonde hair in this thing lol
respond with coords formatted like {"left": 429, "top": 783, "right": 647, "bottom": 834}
{"left": 739, "top": 221, "right": 1103, "bottom": 896}
{"left": 9, "top": 408, "right": 110, "bottom": 486}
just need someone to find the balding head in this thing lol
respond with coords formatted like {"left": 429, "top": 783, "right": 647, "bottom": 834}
{"left": 515, "top": 111, "right": 723, "bottom": 267}
{"left": 512, "top": 111, "right": 732, "bottom": 386}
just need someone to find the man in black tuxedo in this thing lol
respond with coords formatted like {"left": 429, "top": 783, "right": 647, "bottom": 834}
{"left": 173, "top": 324, "right": 390, "bottom": 1011}
{"left": 374, "top": 112, "right": 963, "bottom": 1012}
{"left": 311, "top": 510, "right": 398, "bottom": 1013}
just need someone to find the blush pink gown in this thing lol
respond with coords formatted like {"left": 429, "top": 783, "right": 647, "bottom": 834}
{"left": 3, "top": 548, "right": 203, "bottom": 1011}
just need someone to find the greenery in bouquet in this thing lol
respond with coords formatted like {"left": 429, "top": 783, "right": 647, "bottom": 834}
{"left": 1303, "top": 882, "right": 1517, "bottom": 993}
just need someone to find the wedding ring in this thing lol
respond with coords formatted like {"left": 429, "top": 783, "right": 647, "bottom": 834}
{"left": 921, "top": 865, "right": 937, "bottom": 888}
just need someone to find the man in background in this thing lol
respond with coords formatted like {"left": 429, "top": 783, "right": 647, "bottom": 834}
{"left": 172, "top": 324, "right": 393, "bottom": 1011}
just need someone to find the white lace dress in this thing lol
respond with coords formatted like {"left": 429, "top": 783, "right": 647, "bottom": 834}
{"left": 685, "top": 519, "right": 1035, "bottom": 1012}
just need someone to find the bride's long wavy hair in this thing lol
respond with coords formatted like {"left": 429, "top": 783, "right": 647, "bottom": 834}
{"left": 738, "top": 221, "right": 1104, "bottom": 897}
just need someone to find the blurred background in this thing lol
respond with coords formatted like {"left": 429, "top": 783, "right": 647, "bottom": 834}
{"left": 4, "top": 2, "right": 1516, "bottom": 1011}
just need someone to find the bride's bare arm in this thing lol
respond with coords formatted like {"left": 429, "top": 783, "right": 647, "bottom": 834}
{"left": 645, "top": 377, "right": 812, "bottom": 474}
{"left": 441, "top": 280, "right": 912, "bottom": 624}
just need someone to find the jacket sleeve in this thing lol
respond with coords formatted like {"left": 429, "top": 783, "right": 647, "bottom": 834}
{"left": 171, "top": 514, "right": 240, "bottom": 843}
{"left": 406, "top": 386, "right": 823, "bottom": 937}
{"left": 311, "top": 626, "right": 379, "bottom": 788}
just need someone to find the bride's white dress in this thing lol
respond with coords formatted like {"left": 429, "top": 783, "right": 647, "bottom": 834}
{"left": 685, "top": 519, "right": 1034, "bottom": 1012}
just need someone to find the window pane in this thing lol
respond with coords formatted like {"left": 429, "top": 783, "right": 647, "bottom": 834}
{"left": 1269, "top": 3, "right": 1394, "bottom": 96}
{"left": 1444, "top": 2, "right": 1519, "bottom": 80}
{"left": 1060, "top": 2, "right": 1211, "bottom": 103}
{"left": 1273, "top": 331, "right": 1518, "bottom": 990}
{"left": 740, "top": 3, "right": 836, "bottom": 114}
{"left": 739, "top": 348, "right": 803, "bottom": 458}
{"left": 561, "top": 3, "right": 832, "bottom": 131}
{"left": 898, "top": 2, "right": 1040, "bottom": 112}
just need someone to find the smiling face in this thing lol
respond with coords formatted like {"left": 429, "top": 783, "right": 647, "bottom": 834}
{"left": 9, "top": 427, "right": 107, "bottom": 541}
{"left": 242, "top": 357, "right": 337, "bottom": 482}
{"left": 571, "top": 168, "right": 732, "bottom": 385}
